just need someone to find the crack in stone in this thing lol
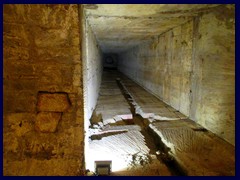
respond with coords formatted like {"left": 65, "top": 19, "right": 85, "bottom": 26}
{"left": 90, "top": 130, "right": 128, "bottom": 140}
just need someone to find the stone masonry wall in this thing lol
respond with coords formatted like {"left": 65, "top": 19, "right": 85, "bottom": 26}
{"left": 3, "top": 4, "right": 84, "bottom": 175}
{"left": 82, "top": 10, "right": 103, "bottom": 170}
{"left": 118, "top": 5, "right": 235, "bottom": 145}
{"left": 118, "top": 20, "right": 193, "bottom": 117}
{"left": 82, "top": 18, "right": 103, "bottom": 122}
{"left": 190, "top": 5, "right": 235, "bottom": 145}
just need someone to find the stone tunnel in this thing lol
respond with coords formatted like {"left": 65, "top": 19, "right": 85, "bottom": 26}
{"left": 3, "top": 4, "right": 235, "bottom": 176}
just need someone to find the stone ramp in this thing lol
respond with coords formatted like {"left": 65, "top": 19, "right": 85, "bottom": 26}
{"left": 88, "top": 71, "right": 173, "bottom": 175}
{"left": 118, "top": 75, "right": 187, "bottom": 121}
{"left": 88, "top": 124, "right": 171, "bottom": 175}
{"left": 92, "top": 72, "right": 132, "bottom": 126}
{"left": 115, "top": 71, "right": 235, "bottom": 176}
{"left": 91, "top": 70, "right": 235, "bottom": 175}
{"left": 149, "top": 120, "right": 235, "bottom": 176}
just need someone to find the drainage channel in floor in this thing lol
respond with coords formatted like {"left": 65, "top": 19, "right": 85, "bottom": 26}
{"left": 116, "top": 78, "right": 186, "bottom": 176}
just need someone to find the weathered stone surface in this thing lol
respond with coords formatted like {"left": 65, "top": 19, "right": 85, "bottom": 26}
{"left": 4, "top": 90, "right": 37, "bottom": 113}
{"left": 115, "top": 74, "right": 185, "bottom": 121}
{"left": 117, "top": 5, "right": 235, "bottom": 146}
{"left": 35, "top": 112, "right": 62, "bottom": 133}
{"left": 3, "top": 133, "right": 19, "bottom": 153}
{"left": 3, "top": 158, "right": 84, "bottom": 176}
{"left": 118, "top": 20, "right": 193, "bottom": 118}
{"left": 84, "top": 4, "right": 220, "bottom": 53}
{"left": 190, "top": 5, "right": 235, "bottom": 145}
{"left": 3, "top": 3, "right": 235, "bottom": 176}
{"left": 82, "top": 17, "right": 103, "bottom": 121}
{"left": 3, "top": 4, "right": 84, "bottom": 176}
{"left": 4, "top": 113, "right": 35, "bottom": 136}
{"left": 149, "top": 120, "right": 235, "bottom": 175}
{"left": 37, "top": 92, "right": 71, "bottom": 112}
{"left": 92, "top": 71, "right": 132, "bottom": 126}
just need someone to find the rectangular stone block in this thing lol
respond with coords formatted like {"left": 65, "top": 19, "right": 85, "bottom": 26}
{"left": 35, "top": 112, "right": 61, "bottom": 133}
{"left": 37, "top": 92, "right": 71, "bottom": 112}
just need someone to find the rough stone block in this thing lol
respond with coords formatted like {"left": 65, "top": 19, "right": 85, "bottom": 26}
{"left": 4, "top": 90, "right": 37, "bottom": 113}
{"left": 5, "top": 113, "right": 35, "bottom": 136}
{"left": 3, "top": 47, "right": 30, "bottom": 61}
{"left": 37, "top": 92, "right": 71, "bottom": 112}
{"left": 35, "top": 112, "right": 61, "bottom": 133}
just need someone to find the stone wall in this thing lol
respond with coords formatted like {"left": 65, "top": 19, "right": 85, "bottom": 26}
{"left": 3, "top": 4, "right": 84, "bottom": 175}
{"left": 118, "top": 5, "right": 235, "bottom": 145}
{"left": 190, "top": 5, "right": 235, "bottom": 145}
{"left": 82, "top": 10, "right": 103, "bottom": 171}
{"left": 118, "top": 20, "right": 193, "bottom": 117}
{"left": 82, "top": 16, "right": 103, "bottom": 123}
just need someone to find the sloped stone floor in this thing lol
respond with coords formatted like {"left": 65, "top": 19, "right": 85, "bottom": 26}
{"left": 87, "top": 70, "right": 235, "bottom": 176}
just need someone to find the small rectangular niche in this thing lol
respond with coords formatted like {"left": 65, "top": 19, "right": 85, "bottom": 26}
{"left": 94, "top": 160, "right": 112, "bottom": 176}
